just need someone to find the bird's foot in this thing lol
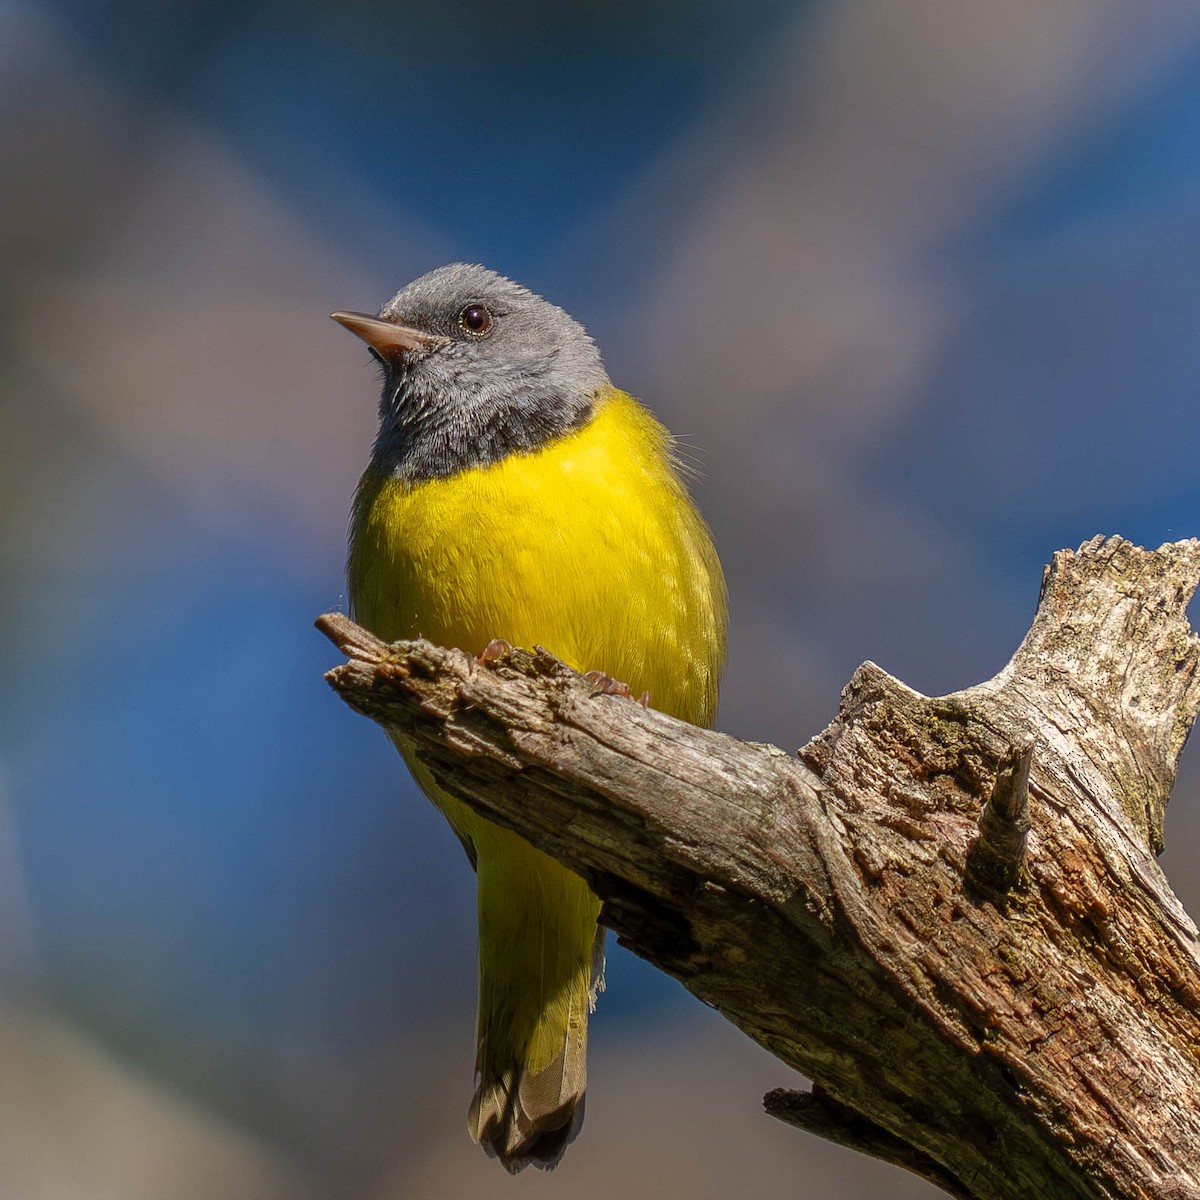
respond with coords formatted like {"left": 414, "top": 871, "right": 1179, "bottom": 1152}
{"left": 476, "top": 639, "right": 513, "bottom": 665}
{"left": 584, "top": 670, "right": 650, "bottom": 707}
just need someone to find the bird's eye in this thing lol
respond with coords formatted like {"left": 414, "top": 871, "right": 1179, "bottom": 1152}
{"left": 459, "top": 304, "right": 493, "bottom": 337}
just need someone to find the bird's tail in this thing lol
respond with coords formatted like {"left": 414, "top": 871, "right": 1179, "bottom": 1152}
{"left": 466, "top": 825, "right": 604, "bottom": 1173}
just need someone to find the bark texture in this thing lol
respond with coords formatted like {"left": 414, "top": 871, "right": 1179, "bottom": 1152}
{"left": 317, "top": 536, "right": 1200, "bottom": 1200}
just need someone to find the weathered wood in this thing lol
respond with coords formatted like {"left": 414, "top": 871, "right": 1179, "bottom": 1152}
{"left": 317, "top": 536, "right": 1200, "bottom": 1200}
{"left": 764, "top": 1084, "right": 977, "bottom": 1200}
{"left": 964, "top": 735, "right": 1034, "bottom": 899}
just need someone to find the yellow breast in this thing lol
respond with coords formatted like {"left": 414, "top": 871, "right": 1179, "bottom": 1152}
{"left": 348, "top": 388, "right": 726, "bottom": 726}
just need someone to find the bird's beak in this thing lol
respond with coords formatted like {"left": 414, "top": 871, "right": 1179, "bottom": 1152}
{"left": 330, "top": 311, "right": 450, "bottom": 357}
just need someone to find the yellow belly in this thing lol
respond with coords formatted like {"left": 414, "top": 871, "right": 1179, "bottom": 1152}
{"left": 348, "top": 387, "right": 726, "bottom": 725}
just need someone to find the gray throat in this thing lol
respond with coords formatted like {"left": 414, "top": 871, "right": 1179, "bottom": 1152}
{"left": 372, "top": 368, "right": 600, "bottom": 481}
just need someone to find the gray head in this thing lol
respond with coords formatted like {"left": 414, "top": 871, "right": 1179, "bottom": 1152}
{"left": 332, "top": 263, "right": 610, "bottom": 480}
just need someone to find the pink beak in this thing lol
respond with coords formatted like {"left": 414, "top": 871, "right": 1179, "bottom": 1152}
{"left": 330, "top": 311, "right": 450, "bottom": 357}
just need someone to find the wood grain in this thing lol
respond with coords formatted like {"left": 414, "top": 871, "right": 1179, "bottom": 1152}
{"left": 318, "top": 535, "right": 1200, "bottom": 1200}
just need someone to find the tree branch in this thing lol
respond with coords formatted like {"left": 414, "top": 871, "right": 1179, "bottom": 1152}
{"left": 317, "top": 536, "right": 1200, "bottom": 1200}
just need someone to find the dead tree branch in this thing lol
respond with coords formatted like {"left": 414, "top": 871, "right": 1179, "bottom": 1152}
{"left": 317, "top": 535, "right": 1200, "bottom": 1200}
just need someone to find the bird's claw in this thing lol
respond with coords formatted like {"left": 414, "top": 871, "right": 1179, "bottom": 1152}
{"left": 476, "top": 638, "right": 513, "bottom": 665}
{"left": 584, "top": 670, "right": 650, "bottom": 708}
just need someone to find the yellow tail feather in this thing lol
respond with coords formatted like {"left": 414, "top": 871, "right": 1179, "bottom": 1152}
{"left": 465, "top": 821, "right": 602, "bottom": 1172}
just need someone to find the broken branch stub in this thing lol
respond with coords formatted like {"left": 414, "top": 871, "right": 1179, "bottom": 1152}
{"left": 318, "top": 537, "right": 1200, "bottom": 1200}
{"left": 964, "top": 735, "right": 1034, "bottom": 899}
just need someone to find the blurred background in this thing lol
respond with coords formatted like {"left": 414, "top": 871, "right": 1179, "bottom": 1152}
{"left": 4, "top": 1, "right": 1200, "bottom": 1196}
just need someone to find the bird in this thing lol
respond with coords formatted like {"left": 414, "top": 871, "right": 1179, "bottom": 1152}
{"left": 333, "top": 263, "right": 727, "bottom": 1172}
